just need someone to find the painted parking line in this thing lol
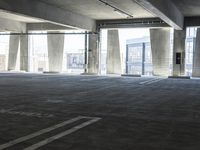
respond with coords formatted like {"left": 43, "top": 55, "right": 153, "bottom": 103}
{"left": 139, "top": 78, "right": 160, "bottom": 85}
{"left": 145, "top": 78, "right": 165, "bottom": 85}
{"left": 0, "top": 116, "right": 101, "bottom": 150}
{"left": 23, "top": 117, "right": 101, "bottom": 150}
{"left": 139, "top": 78, "right": 166, "bottom": 85}
{"left": 80, "top": 77, "right": 109, "bottom": 81}
{"left": 0, "top": 108, "right": 54, "bottom": 118}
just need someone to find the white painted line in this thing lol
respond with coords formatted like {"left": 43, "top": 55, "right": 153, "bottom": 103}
{"left": 80, "top": 77, "right": 109, "bottom": 81}
{"left": 139, "top": 78, "right": 160, "bottom": 85}
{"left": 0, "top": 109, "right": 54, "bottom": 118}
{"left": 139, "top": 78, "right": 166, "bottom": 85}
{"left": 0, "top": 116, "right": 84, "bottom": 150}
{"left": 145, "top": 78, "right": 165, "bottom": 85}
{"left": 23, "top": 117, "right": 101, "bottom": 150}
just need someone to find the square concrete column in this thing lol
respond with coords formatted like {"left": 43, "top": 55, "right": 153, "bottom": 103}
{"left": 193, "top": 28, "right": 200, "bottom": 77}
{"left": 8, "top": 35, "right": 20, "bottom": 71}
{"left": 20, "top": 35, "right": 29, "bottom": 72}
{"left": 172, "top": 30, "right": 186, "bottom": 76}
{"left": 87, "top": 34, "right": 99, "bottom": 74}
{"left": 150, "top": 28, "right": 171, "bottom": 76}
{"left": 47, "top": 32, "right": 64, "bottom": 72}
{"left": 107, "top": 30, "right": 122, "bottom": 74}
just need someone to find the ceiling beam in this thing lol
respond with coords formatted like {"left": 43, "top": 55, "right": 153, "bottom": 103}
{"left": 184, "top": 17, "right": 200, "bottom": 27}
{"left": 135, "top": 0, "right": 184, "bottom": 30}
{"left": 97, "top": 18, "right": 169, "bottom": 29}
{"left": 0, "top": 0, "right": 96, "bottom": 31}
{"left": 27, "top": 23, "right": 73, "bottom": 31}
{"left": 0, "top": 18, "right": 26, "bottom": 32}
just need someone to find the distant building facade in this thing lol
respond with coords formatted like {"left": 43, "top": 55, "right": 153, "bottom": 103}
{"left": 126, "top": 28, "right": 196, "bottom": 76}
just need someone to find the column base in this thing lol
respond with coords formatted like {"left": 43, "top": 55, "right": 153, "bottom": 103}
{"left": 168, "top": 76, "right": 190, "bottom": 79}
{"left": 81, "top": 73, "right": 98, "bottom": 76}
{"left": 43, "top": 71, "right": 60, "bottom": 74}
{"left": 121, "top": 74, "right": 141, "bottom": 77}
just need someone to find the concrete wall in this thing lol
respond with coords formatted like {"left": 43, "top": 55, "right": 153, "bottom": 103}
{"left": 88, "top": 34, "right": 99, "bottom": 74}
{"left": 107, "top": 30, "right": 122, "bottom": 74}
{"left": 150, "top": 28, "right": 171, "bottom": 76}
{"left": 47, "top": 33, "right": 65, "bottom": 72}
{"left": 193, "top": 28, "right": 200, "bottom": 77}
{"left": 8, "top": 35, "right": 20, "bottom": 71}
{"left": 0, "top": 18, "right": 26, "bottom": 32}
{"left": 172, "top": 30, "right": 186, "bottom": 76}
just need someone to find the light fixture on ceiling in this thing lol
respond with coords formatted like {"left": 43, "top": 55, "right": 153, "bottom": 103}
{"left": 98, "top": 0, "right": 134, "bottom": 18}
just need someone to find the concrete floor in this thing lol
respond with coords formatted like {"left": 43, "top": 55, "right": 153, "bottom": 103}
{"left": 0, "top": 73, "right": 200, "bottom": 150}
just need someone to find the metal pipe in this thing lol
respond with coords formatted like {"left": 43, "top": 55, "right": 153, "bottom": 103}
{"left": 98, "top": 0, "right": 133, "bottom": 18}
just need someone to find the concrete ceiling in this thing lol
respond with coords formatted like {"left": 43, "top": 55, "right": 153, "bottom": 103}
{"left": 0, "top": 0, "right": 200, "bottom": 31}
{"left": 39, "top": 0, "right": 155, "bottom": 19}
{"left": 0, "top": 10, "right": 44, "bottom": 23}
{"left": 173, "top": 0, "right": 200, "bottom": 17}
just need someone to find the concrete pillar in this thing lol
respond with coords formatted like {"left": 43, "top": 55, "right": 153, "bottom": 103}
{"left": 193, "top": 28, "right": 200, "bottom": 77}
{"left": 47, "top": 32, "right": 64, "bottom": 72}
{"left": 107, "top": 30, "right": 122, "bottom": 74}
{"left": 8, "top": 35, "right": 20, "bottom": 71}
{"left": 172, "top": 30, "right": 186, "bottom": 76}
{"left": 88, "top": 34, "right": 99, "bottom": 74}
{"left": 150, "top": 28, "right": 171, "bottom": 76}
{"left": 20, "top": 35, "right": 29, "bottom": 72}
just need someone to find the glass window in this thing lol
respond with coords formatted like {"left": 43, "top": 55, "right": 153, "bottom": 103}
{"left": 185, "top": 27, "right": 197, "bottom": 76}
{"left": 63, "top": 31, "right": 85, "bottom": 74}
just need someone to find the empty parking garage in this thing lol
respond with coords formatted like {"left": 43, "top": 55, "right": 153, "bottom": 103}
{"left": 0, "top": 0, "right": 200, "bottom": 150}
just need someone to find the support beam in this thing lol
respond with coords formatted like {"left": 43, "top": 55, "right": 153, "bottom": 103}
{"left": 97, "top": 18, "right": 169, "bottom": 29}
{"left": 87, "top": 34, "right": 99, "bottom": 74}
{"left": 0, "top": 0, "right": 95, "bottom": 31}
{"left": 8, "top": 35, "right": 20, "bottom": 71}
{"left": 172, "top": 30, "right": 186, "bottom": 76}
{"left": 27, "top": 23, "right": 73, "bottom": 31}
{"left": 107, "top": 30, "right": 122, "bottom": 74}
{"left": 135, "top": 0, "right": 184, "bottom": 30}
{"left": 47, "top": 32, "right": 65, "bottom": 72}
{"left": 20, "top": 35, "right": 29, "bottom": 72}
{"left": 150, "top": 28, "right": 171, "bottom": 76}
{"left": 0, "top": 18, "right": 26, "bottom": 32}
{"left": 193, "top": 28, "right": 200, "bottom": 77}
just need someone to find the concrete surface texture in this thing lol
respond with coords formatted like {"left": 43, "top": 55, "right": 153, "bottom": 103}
{"left": 172, "top": 29, "right": 186, "bottom": 76}
{"left": 47, "top": 33, "right": 65, "bottom": 72}
{"left": 0, "top": 0, "right": 96, "bottom": 31}
{"left": 0, "top": 73, "right": 200, "bottom": 150}
{"left": 193, "top": 28, "right": 200, "bottom": 77}
{"left": 0, "top": 0, "right": 200, "bottom": 32}
{"left": 173, "top": 0, "right": 200, "bottom": 16}
{"left": 107, "top": 30, "right": 122, "bottom": 74}
{"left": 39, "top": 0, "right": 154, "bottom": 19}
{"left": 8, "top": 35, "right": 20, "bottom": 71}
{"left": 20, "top": 35, "right": 29, "bottom": 72}
{"left": 88, "top": 34, "right": 99, "bottom": 74}
{"left": 135, "top": 0, "right": 184, "bottom": 30}
{"left": 0, "top": 17, "right": 26, "bottom": 32}
{"left": 150, "top": 28, "right": 171, "bottom": 76}
{"left": 27, "top": 23, "right": 73, "bottom": 31}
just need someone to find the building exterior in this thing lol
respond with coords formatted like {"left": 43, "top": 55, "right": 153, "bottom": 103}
{"left": 126, "top": 28, "right": 196, "bottom": 76}
{"left": 126, "top": 37, "right": 152, "bottom": 75}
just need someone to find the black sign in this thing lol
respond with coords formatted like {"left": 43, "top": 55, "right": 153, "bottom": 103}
{"left": 176, "top": 53, "right": 181, "bottom": 64}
